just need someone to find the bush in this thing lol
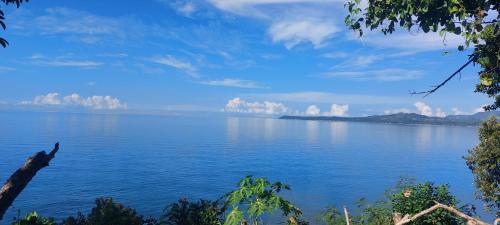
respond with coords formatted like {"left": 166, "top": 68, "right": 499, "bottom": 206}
{"left": 159, "top": 198, "right": 225, "bottom": 225}
{"left": 319, "top": 179, "right": 475, "bottom": 225}
{"left": 61, "top": 197, "right": 156, "bottom": 225}
{"left": 12, "top": 212, "right": 56, "bottom": 225}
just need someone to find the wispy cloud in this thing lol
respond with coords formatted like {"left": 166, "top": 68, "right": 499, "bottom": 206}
{"left": 324, "top": 68, "right": 423, "bottom": 81}
{"left": 247, "top": 91, "right": 410, "bottom": 105}
{"left": 322, "top": 51, "right": 348, "bottom": 59}
{"left": 151, "top": 55, "right": 198, "bottom": 77}
{"left": 20, "top": 92, "right": 127, "bottom": 110}
{"left": 0, "top": 66, "right": 16, "bottom": 73}
{"left": 200, "top": 78, "right": 266, "bottom": 89}
{"left": 208, "top": 0, "right": 342, "bottom": 49}
{"left": 11, "top": 7, "right": 160, "bottom": 45}
{"left": 268, "top": 18, "right": 339, "bottom": 49}
{"left": 30, "top": 54, "right": 102, "bottom": 68}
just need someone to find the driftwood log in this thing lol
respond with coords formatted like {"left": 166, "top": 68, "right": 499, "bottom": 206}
{"left": 0, "top": 142, "right": 60, "bottom": 220}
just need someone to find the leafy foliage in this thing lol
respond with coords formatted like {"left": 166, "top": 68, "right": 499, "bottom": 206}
{"left": 345, "top": 0, "right": 500, "bottom": 110}
{"left": 391, "top": 182, "right": 466, "bottom": 225}
{"left": 224, "top": 176, "right": 305, "bottom": 225}
{"left": 159, "top": 198, "right": 226, "bottom": 225}
{"left": 0, "top": 0, "right": 28, "bottom": 47}
{"left": 319, "top": 179, "right": 475, "bottom": 225}
{"left": 11, "top": 212, "right": 56, "bottom": 225}
{"left": 464, "top": 116, "right": 500, "bottom": 217}
{"left": 60, "top": 197, "right": 156, "bottom": 225}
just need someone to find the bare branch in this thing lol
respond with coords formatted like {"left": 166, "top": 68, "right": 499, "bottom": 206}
{"left": 410, "top": 54, "right": 477, "bottom": 97}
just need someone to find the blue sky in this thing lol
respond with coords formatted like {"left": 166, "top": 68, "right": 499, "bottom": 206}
{"left": 0, "top": 0, "right": 491, "bottom": 117}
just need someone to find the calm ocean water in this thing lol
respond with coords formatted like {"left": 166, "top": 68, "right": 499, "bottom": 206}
{"left": 0, "top": 111, "right": 490, "bottom": 224}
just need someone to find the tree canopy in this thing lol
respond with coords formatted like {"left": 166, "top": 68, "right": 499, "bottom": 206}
{"left": 464, "top": 116, "right": 500, "bottom": 217}
{"left": 345, "top": 0, "right": 500, "bottom": 110}
{"left": 0, "top": 0, "right": 28, "bottom": 47}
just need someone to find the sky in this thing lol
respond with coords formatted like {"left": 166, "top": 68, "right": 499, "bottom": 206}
{"left": 0, "top": 0, "right": 492, "bottom": 117}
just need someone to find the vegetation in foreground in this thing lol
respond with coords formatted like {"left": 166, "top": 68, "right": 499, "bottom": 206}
{"left": 9, "top": 177, "right": 483, "bottom": 225}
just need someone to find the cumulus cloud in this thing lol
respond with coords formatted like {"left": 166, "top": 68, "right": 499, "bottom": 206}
{"left": 305, "top": 105, "right": 320, "bottom": 116}
{"left": 200, "top": 79, "right": 265, "bottom": 89}
{"left": 451, "top": 107, "right": 464, "bottom": 115}
{"left": 473, "top": 106, "right": 486, "bottom": 113}
{"left": 324, "top": 104, "right": 348, "bottom": 116}
{"left": 414, "top": 101, "right": 433, "bottom": 116}
{"left": 21, "top": 92, "right": 127, "bottom": 110}
{"left": 224, "top": 97, "right": 288, "bottom": 114}
{"left": 435, "top": 108, "right": 446, "bottom": 117}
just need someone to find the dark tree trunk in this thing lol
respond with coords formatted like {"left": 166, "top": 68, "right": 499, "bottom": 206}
{"left": 0, "top": 142, "right": 60, "bottom": 220}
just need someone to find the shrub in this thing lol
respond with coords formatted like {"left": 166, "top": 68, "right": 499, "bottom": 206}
{"left": 159, "top": 198, "right": 225, "bottom": 225}
{"left": 61, "top": 197, "right": 156, "bottom": 225}
{"left": 223, "top": 176, "right": 306, "bottom": 225}
{"left": 12, "top": 212, "right": 55, "bottom": 225}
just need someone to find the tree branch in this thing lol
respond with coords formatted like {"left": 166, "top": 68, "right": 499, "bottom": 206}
{"left": 410, "top": 54, "right": 477, "bottom": 97}
{"left": 0, "top": 142, "right": 60, "bottom": 220}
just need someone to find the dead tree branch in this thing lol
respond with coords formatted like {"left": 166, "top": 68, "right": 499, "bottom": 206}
{"left": 394, "top": 201, "right": 490, "bottom": 225}
{"left": 0, "top": 142, "right": 60, "bottom": 220}
{"left": 410, "top": 54, "right": 477, "bottom": 97}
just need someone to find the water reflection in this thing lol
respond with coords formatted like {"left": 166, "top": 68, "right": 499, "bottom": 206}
{"left": 264, "top": 118, "right": 276, "bottom": 141}
{"left": 306, "top": 121, "right": 319, "bottom": 143}
{"left": 415, "top": 125, "right": 432, "bottom": 152}
{"left": 330, "top": 122, "right": 348, "bottom": 144}
{"left": 226, "top": 117, "right": 239, "bottom": 143}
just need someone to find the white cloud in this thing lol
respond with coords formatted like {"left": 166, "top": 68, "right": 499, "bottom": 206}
{"left": 435, "top": 108, "right": 446, "bottom": 117}
{"left": 473, "top": 105, "right": 486, "bottom": 113}
{"left": 268, "top": 18, "right": 338, "bottom": 49}
{"left": 34, "top": 59, "right": 102, "bottom": 68}
{"left": 324, "top": 104, "right": 348, "bottom": 116}
{"left": 346, "top": 55, "right": 381, "bottom": 67}
{"left": 0, "top": 66, "right": 16, "bottom": 73}
{"left": 305, "top": 105, "right": 320, "bottom": 116}
{"left": 451, "top": 107, "right": 464, "bottom": 115}
{"left": 152, "top": 55, "right": 197, "bottom": 76}
{"left": 21, "top": 92, "right": 127, "bottom": 110}
{"left": 324, "top": 68, "right": 422, "bottom": 81}
{"left": 176, "top": 2, "right": 196, "bottom": 16}
{"left": 384, "top": 108, "right": 411, "bottom": 115}
{"left": 224, "top": 97, "right": 288, "bottom": 114}
{"left": 11, "top": 7, "right": 159, "bottom": 45}
{"left": 208, "top": 0, "right": 341, "bottom": 49}
{"left": 414, "top": 101, "right": 433, "bottom": 116}
{"left": 322, "top": 51, "right": 348, "bottom": 59}
{"left": 200, "top": 79, "right": 265, "bottom": 89}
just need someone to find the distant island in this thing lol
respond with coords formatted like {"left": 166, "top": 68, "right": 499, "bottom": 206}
{"left": 280, "top": 111, "right": 500, "bottom": 126}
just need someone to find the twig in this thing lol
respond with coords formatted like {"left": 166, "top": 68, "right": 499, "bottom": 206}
{"left": 410, "top": 54, "right": 477, "bottom": 97}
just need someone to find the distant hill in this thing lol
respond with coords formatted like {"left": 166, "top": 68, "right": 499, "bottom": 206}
{"left": 279, "top": 111, "right": 500, "bottom": 126}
